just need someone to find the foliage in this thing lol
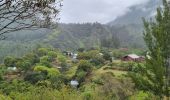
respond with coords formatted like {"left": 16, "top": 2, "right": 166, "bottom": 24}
{"left": 0, "top": 0, "right": 61, "bottom": 35}
{"left": 0, "top": 93, "right": 11, "bottom": 100}
{"left": 34, "top": 66, "right": 60, "bottom": 77}
{"left": 15, "top": 59, "right": 31, "bottom": 71}
{"left": 129, "top": 91, "right": 158, "bottom": 100}
{"left": 76, "top": 71, "right": 87, "bottom": 83}
{"left": 77, "top": 60, "right": 93, "bottom": 73}
{"left": 37, "top": 48, "right": 48, "bottom": 57}
{"left": 78, "top": 50, "right": 105, "bottom": 67}
{"left": 47, "top": 51, "right": 58, "bottom": 61}
{"left": 24, "top": 72, "right": 47, "bottom": 84}
{"left": 23, "top": 53, "right": 39, "bottom": 65}
{"left": 4, "top": 56, "right": 16, "bottom": 67}
{"left": 130, "top": 0, "right": 170, "bottom": 98}
{"left": 82, "top": 91, "right": 93, "bottom": 100}
{"left": 58, "top": 55, "right": 67, "bottom": 63}
{"left": 0, "top": 80, "right": 32, "bottom": 95}
{"left": 39, "top": 56, "right": 52, "bottom": 67}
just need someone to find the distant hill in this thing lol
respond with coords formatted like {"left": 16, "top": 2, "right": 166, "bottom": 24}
{"left": 0, "top": 0, "right": 162, "bottom": 62}
{"left": 106, "top": 0, "right": 161, "bottom": 48}
{"left": 108, "top": 0, "right": 161, "bottom": 26}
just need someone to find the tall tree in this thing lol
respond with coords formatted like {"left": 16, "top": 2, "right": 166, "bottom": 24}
{"left": 131, "top": 0, "right": 170, "bottom": 99}
{"left": 0, "top": 0, "right": 62, "bottom": 39}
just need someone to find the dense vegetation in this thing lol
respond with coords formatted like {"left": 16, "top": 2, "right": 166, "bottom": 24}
{"left": 0, "top": 47, "right": 151, "bottom": 100}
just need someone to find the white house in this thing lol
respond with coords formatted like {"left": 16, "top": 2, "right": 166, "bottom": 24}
{"left": 70, "top": 80, "right": 79, "bottom": 88}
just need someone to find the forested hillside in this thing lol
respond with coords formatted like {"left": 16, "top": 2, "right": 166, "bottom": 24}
{"left": 0, "top": 22, "right": 146, "bottom": 62}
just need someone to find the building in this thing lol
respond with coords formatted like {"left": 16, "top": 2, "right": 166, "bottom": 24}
{"left": 70, "top": 80, "right": 79, "bottom": 88}
{"left": 121, "top": 54, "right": 145, "bottom": 62}
{"left": 63, "top": 51, "right": 73, "bottom": 57}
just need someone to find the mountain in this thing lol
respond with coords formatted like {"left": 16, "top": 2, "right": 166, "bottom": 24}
{"left": 108, "top": 0, "right": 161, "bottom": 26}
{"left": 45, "top": 23, "right": 120, "bottom": 50}
{"left": 106, "top": 0, "right": 161, "bottom": 48}
{"left": 0, "top": 0, "right": 162, "bottom": 62}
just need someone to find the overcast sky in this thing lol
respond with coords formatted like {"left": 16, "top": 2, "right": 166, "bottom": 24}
{"left": 59, "top": 0, "right": 150, "bottom": 24}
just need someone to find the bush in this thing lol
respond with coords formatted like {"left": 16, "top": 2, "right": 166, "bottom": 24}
{"left": 4, "top": 56, "right": 16, "bottom": 67}
{"left": 76, "top": 71, "right": 87, "bottom": 83}
{"left": 23, "top": 53, "right": 39, "bottom": 65}
{"left": 92, "top": 78, "right": 104, "bottom": 85}
{"left": 15, "top": 59, "right": 31, "bottom": 71}
{"left": 82, "top": 91, "right": 93, "bottom": 100}
{"left": 0, "top": 80, "right": 32, "bottom": 95}
{"left": 0, "top": 93, "right": 11, "bottom": 100}
{"left": 49, "top": 75, "right": 68, "bottom": 90}
{"left": 37, "top": 48, "right": 48, "bottom": 57}
{"left": 24, "top": 72, "right": 47, "bottom": 84}
{"left": 34, "top": 66, "right": 60, "bottom": 77}
{"left": 77, "top": 60, "right": 93, "bottom": 73}
{"left": 129, "top": 91, "right": 157, "bottom": 100}
{"left": 58, "top": 55, "right": 66, "bottom": 63}
{"left": 47, "top": 51, "right": 57, "bottom": 61}
{"left": 39, "top": 56, "right": 51, "bottom": 67}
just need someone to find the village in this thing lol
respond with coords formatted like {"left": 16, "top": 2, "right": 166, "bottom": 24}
{"left": 2, "top": 47, "right": 146, "bottom": 89}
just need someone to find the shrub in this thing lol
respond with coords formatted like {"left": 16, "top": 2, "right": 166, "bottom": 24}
{"left": 76, "top": 71, "right": 87, "bottom": 83}
{"left": 58, "top": 55, "right": 66, "bottom": 63}
{"left": 82, "top": 91, "right": 93, "bottom": 100}
{"left": 4, "top": 56, "right": 16, "bottom": 67}
{"left": 47, "top": 51, "right": 57, "bottom": 61}
{"left": 0, "top": 93, "right": 11, "bottom": 100}
{"left": 77, "top": 60, "right": 93, "bottom": 73}
{"left": 92, "top": 78, "right": 104, "bottom": 85}
{"left": 15, "top": 60, "right": 31, "bottom": 71}
{"left": 23, "top": 53, "right": 39, "bottom": 65}
{"left": 24, "top": 72, "right": 47, "bottom": 84}
{"left": 39, "top": 56, "right": 51, "bottom": 67}
{"left": 129, "top": 91, "right": 157, "bottom": 100}
{"left": 34, "top": 66, "right": 60, "bottom": 77}
{"left": 37, "top": 48, "right": 48, "bottom": 57}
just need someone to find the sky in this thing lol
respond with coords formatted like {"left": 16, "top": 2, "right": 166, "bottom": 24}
{"left": 59, "top": 0, "right": 150, "bottom": 24}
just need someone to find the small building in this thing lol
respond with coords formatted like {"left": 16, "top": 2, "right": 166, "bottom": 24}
{"left": 7, "top": 67, "right": 17, "bottom": 71}
{"left": 121, "top": 54, "right": 145, "bottom": 62}
{"left": 70, "top": 80, "right": 79, "bottom": 88}
{"left": 63, "top": 51, "right": 73, "bottom": 57}
{"left": 99, "top": 53, "right": 104, "bottom": 56}
{"left": 72, "top": 53, "right": 78, "bottom": 59}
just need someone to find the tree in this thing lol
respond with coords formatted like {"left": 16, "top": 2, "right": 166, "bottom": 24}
{"left": 0, "top": 0, "right": 62, "bottom": 38}
{"left": 131, "top": 0, "right": 170, "bottom": 99}
{"left": 37, "top": 48, "right": 48, "bottom": 57}
{"left": 47, "top": 51, "right": 57, "bottom": 61}
{"left": 15, "top": 59, "right": 31, "bottom": 71}
{"left": 23, "top": 53, "right": 39, "bottom": 65}
{"left": 34, "top": 65, "right": 60, "bottom": 77}
{"left": 75, "top": 60, "right": 93, "bottom": 83}
{"left": 77, "top": 60, "right": 93, "bottom": 73}
{"left": 4, "top": 56, "right": 16, "bottom": 67}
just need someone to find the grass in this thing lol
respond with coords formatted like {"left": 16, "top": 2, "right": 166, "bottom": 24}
{"left": 65, "top": 65, "right": 78, "bottom": 78}
{"left": 95, "top": 65, "right": 127, "bottom": 77}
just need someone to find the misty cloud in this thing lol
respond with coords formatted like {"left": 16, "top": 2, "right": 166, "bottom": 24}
{"left": 59, "top": 0, "right": 150, "bottom": 24}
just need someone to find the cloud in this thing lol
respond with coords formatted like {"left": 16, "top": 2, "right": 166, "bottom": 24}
{"left": 59, "top": 0, "right": 149, "bottom": 24}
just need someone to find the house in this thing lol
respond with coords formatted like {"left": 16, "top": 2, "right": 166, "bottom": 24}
{"left": 121, "top": 54, "right": 145, "bottom": 62}
{"left": 70, "top": 80, "right": 79, "bottom": 88}
{"left": 7, "top": 67, "right": 17, "bottom": 71}
{"left": 63, "top": 51, "right": 73, "bottom": 57}
{"left": 72, "top": 53, "right": 78, "bottom": 59}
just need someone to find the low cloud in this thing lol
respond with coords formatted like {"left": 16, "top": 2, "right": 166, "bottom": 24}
{"left": 59, "top": 0, "right": 149, "bottom": 24}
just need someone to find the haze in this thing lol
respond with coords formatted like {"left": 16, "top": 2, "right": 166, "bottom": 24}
{"left": 60, "top": 0, "right": 150, "bottom": 23}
